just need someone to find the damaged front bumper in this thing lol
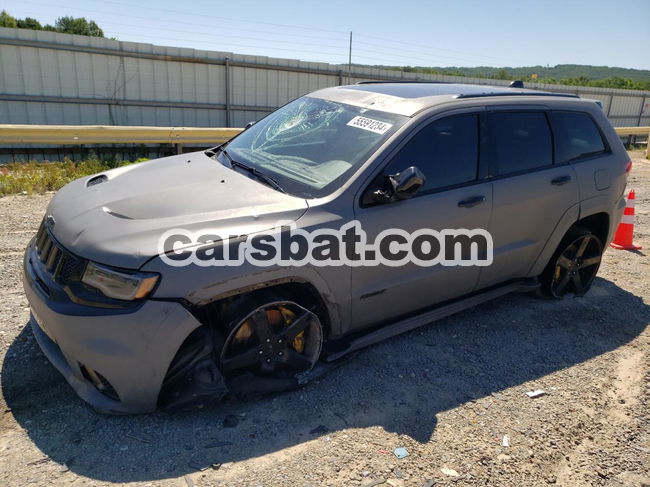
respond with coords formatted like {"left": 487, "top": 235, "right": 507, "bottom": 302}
{"left": 23, "top": 237, "right": 339, "bottom": 414}
{"left": 23, "top": 243, "right": 226, "bottom": 414}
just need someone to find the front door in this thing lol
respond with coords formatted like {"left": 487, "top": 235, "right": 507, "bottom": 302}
{"left": 351, "top": 112, "right": 492, "bottom": 330}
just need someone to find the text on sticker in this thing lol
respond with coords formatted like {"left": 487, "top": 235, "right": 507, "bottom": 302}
{"left": 347, "top": 116, "right": 393, "bottom": 134}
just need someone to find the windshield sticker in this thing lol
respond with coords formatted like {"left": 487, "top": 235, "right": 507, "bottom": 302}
{"left": 347, "top": 116, "right": 393, "bottom": 134}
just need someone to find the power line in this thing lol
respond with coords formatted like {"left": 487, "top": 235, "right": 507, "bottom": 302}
{"left": 352, "top": 46, "right": 489, "bottom": 67}
{"left": 9, "top": 6, "right": 351, "bottom": 61}
{"left": 352, "top": 40, "right": 502, "bottom": 66}
{"left": 354, "top": 33, "right": 527, "bottom": 65}
{"left": 11, "top": 2, "right": 349, "bottom": 42}
{"left": 82, "top": 0, "right": 349, "bottom": 35}
{"left": 9, "top": 2, "right": 525, "bottom": 68}
{"left": 105, "top": 0, "right": 347, "bottom": 34}
{"left": 99, "top": 30, "right": 349, "bottom": 62}
{"left": 82, "top": 18, "right": 347, "bottom": 51}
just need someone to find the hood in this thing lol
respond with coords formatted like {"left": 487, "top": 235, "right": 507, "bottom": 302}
{"left": 46, "top": 151, "right": 309, "bottom": 269}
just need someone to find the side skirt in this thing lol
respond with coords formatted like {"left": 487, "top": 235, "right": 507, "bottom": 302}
{"left": 324, "top": 279, "right": 539, "bottom": 362}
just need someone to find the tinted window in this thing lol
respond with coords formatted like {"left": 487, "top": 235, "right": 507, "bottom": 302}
{"left": 385, "top": 114, "right": 479, "bottom": 191}
{"left": 493, "top": 112, "right": 553, "bottom": 175}
{"left": 553, "top": 111, "right": 606, "bottom": 163}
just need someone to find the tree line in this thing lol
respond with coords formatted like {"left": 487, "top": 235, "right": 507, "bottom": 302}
{"left": 0, "top": 11, "right": 104, "bottom": 37}
{"left": 396, "top": 66, "right": 650, "bottom": 92}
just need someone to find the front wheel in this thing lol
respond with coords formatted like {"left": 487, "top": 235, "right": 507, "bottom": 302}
{"left": 539, "top": 228, "right": 603, "bottom": 299}
{"left": 219, "top": 295, "right": 323, "bottom": 394}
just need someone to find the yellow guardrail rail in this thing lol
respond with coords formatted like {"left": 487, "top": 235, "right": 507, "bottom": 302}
{"left": 0, "top": 124, "right": 243, "bottom": 146}
{"left": 614, "top": 126, "right": 650, "bottom": 158}
{"left": 0, "top": 124, "right": 647, "bottom": 157}
{"left": 614, "top": 126, "right": 650, "bottom": 136}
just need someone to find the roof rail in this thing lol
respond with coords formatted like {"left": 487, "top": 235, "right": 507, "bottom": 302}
{"left": 355, "top": 80, "right": 448, "bottom": 85}
{"left": 455, "top": 92, "right": 580, "bottom": 99}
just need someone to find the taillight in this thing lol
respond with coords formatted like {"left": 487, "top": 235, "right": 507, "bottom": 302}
{"left": 625, "top": 160, "right": 632, "bottom": 173}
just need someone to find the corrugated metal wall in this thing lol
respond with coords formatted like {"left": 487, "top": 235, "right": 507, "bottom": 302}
{"left": 1, "top": 26, "right": 648, "bottom": 131}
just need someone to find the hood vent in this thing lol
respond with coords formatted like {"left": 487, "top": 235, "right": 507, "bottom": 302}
{"left": 87, "top": 175, "right": 108, "bottom": 187}
{"left": 102, "top": 207, "right": 134, "bottom": 220}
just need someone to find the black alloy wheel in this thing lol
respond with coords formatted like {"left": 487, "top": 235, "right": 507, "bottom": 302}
{"left": 543, "top": 229, "right": 603, "bottom": 298}
{"left": 220, "top": 300, "right": 323, "bottom": 377}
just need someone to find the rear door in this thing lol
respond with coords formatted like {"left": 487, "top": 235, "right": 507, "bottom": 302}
{"left": 477, "top": 109, "right": 579, "bottom": 289}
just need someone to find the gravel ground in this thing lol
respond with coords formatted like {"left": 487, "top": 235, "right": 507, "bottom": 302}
{"left": 0, "top": 151, "right": 649, "bottom": 487}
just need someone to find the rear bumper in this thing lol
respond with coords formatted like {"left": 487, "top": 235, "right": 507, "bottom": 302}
{"left": 608, "top": 195, "right": 627, "bottom": 245}
{"left": 23, "top": 243, "right": 204, "bottom": 414}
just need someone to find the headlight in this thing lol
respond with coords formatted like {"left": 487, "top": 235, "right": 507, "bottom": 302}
{"left": 82, "top": 262, "right": 159, "bottom": 301}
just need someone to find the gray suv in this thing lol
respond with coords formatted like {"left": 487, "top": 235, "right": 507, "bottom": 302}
{"left": 23, "top": 82, "right": 630, "bottom": 414}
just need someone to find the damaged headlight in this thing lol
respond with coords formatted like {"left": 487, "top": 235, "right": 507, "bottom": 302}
{"left": 82, "top": 262, "right": 159, "bottom": 301}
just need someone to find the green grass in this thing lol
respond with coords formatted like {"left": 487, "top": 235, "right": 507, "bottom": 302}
{"left": 0, "top": 157, "right": 148, "bottom": 197}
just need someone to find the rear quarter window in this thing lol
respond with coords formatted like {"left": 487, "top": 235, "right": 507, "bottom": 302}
{"left": 552, "top": 111, "right": 607, "bottom": 163}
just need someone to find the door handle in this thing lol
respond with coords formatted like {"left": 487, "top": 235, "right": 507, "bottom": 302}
{"left": 458, "top": 195, "right": 486, "bottom": 208}
{"left": 551, "top": 175, "right": 572, "bottom": 186}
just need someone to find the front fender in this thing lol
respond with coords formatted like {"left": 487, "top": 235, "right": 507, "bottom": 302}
{"left": 143, "top": 256, "right": 349, "bottom": 337}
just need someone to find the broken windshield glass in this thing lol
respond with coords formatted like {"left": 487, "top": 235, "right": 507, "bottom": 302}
{"left": 225, "top": 96, "right": 408, "bottom": 198}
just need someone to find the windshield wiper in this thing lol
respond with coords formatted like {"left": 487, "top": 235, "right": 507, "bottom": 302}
{"left": 212, "top": 146, "right": 287, "bottom": 194}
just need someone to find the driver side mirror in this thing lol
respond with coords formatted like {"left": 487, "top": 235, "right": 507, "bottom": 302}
{"left": 368, "top": 166, "right": 426, "bottom": 204}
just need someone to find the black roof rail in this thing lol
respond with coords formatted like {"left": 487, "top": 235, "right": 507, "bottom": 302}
{"left": 455, "top": 92, "right": 580, "bottom": 99}
{"left": 355, "top": 80, "right": 448, "bottom": 85}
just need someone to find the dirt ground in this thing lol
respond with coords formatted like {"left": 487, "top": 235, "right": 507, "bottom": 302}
{"left": 0, "top": 151, "right": 648, "bottom": 487}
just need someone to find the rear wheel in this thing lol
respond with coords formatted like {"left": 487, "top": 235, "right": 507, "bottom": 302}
{"left": 539, "top": 227, "right": 603, "bottom": 299}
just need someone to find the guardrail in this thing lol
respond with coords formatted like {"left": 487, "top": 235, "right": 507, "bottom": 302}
{"left": 615, "top": 126, "right": 650, "bottom": 158}
{"left": 0, "top": 124, "right": 243, "bottom": 154}
{"left": 0, "top": 124, "right": 648, "bottom": 157}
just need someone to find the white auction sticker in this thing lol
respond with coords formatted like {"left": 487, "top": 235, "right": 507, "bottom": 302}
{"left": 347, "top": 116, "right": 393, "bottom": 134}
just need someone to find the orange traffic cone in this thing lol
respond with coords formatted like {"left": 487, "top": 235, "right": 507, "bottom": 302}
{"left": 610, "top": 190, "right": 642, "bottom": 250}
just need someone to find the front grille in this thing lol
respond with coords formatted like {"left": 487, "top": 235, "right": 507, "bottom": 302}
{"left": 34, "top": 220, "right": 87, "bottom": 286}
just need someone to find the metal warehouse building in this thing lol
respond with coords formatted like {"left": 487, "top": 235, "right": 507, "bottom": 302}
{"left": 0, "top": 26, "right": 648, "bottom": 160}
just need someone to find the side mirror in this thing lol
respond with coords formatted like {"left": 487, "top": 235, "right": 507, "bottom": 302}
{"left": 390, "top": 166, "right": 426, "bottom": 199}
{"left": 244, "top": 121, "right": 256, "bottom": 130}
{"left": 369, "top": 166, "right": 426, "bottom": 204}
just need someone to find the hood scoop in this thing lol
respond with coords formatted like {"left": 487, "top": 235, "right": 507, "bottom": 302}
{"left": 87, "top": 174, "right": 108, "bottom": 187}
{"left": 46, "top": 151, "right": 309, "bottom": 268}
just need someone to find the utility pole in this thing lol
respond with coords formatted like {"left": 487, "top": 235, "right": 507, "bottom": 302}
{"left": 348, "top": 31, "right": 352, "bottom": 84}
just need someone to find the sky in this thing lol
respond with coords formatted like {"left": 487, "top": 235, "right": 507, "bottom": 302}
{"left": 3, "top": 0, "right": 650, "bottom": 70}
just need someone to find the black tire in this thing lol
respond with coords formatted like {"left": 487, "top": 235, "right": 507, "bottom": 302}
{"left": 218, "top": 290, "right": 324, "bottom": 396}
{"left": 538, "top": 226, "right": 604, "bottom": 299}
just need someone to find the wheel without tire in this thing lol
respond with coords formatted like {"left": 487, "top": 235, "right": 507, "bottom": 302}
{"left": 539, "top": 227, "right": 603, "bottom": 299}
{"left": 219, "top": 296, "right": 323, "bottom": 381}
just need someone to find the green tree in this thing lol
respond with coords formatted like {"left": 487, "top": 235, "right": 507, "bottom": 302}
{"left": 54, "top": 16, "right": 104, "bottom": 37}
{"left": 16, "top": 17, "right": 42, "bottom": 30}
{"left": 0, "top": 11, "right": 106, "bottom": 37}
{"left": 0, "top": 10, "right": 17, "bottom": 28}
